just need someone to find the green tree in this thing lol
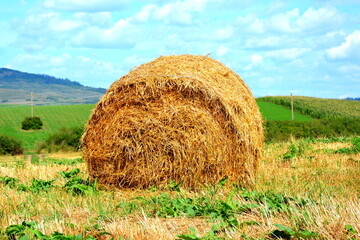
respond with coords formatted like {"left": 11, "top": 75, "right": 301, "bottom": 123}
{"left": 21, "top": 116, "right": 43, "bottom": 130}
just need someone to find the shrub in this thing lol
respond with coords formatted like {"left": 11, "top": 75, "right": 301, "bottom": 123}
{"left": 265, "top": 119, "right": 360, "bottom": 142}
{"left": 0, "top": 135, "right": 24, "bottom": 155}
{"left": 21, "top": 116, "right": 43, "bottom": 130}
{"left": 37, "top": 126, "right": 83, "bottom": 153}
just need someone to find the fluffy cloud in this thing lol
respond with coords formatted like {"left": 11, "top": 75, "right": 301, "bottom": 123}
{"left": 267, "top": 8, "right": 299, "bottom": 33}
{"left": 326, "top": 31, "right": 360, "bottom": 60}
{"left": 133, "top": 0, "right": 218, "bottom": 25}
{"left": 214, "top": 26, "right": 234, "bottom": 41}
{"left": 266, "top": 48, "right": 310, "bottom": 60}
{"left": 15, "top": 12, "right": 83, "bottom": 33}
{"left": 216, "top": 45, "right": 228, "bottom": 56}
{"left": 244, "top": 36, "right": 282, "bottom": 50}
{"left": 43, "top": 0, "right": 127, "bottom": 12}
{"left": 71, "top": 19, "right": 140, "bottom": 48}
{"left": 2, "top": 0, "right": 360, "bottom": 98}
{"left": 123, "top": 55, "right": 151, "bottom": 68}
{"left": 73, "top": 12, "right": 112, "bottom": 28}
{"left": 296, "top": 7, "right": 343, "bottom": 34}
{"left": 10, "top": 12, "right": 85, "bottom": 50}
{"left": 237, "top": 7, "right": 342, "bottom": 35}
{"left": 9, "top": 53, "right": 124, "bottom": 87}
{"left": 243, "top": 54, "right": 264, "bottom": 70}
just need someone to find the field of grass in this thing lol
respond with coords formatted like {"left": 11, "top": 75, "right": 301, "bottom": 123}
{"left": 0, "top": 102, "right": 312, "bottom": 152}
{"left": 257, "top": 96, "right": 360, "bottom": 119}
{"left": 257, "top": 102, "right": 312, "bottom": 121}
{"left": 0, "top": 99, "right": 359, "bottom": 239}
{"left": 0, "top": 104, "right": 94, "bottom": 152}
{"left": 0, "top": 139, "right": 359, "bottom": 239}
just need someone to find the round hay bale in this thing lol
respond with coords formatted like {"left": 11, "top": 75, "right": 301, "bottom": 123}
{"left": 82, "top": 54, "right": 263, "bottom": 189}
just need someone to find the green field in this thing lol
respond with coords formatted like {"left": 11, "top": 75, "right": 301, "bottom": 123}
{"left": 0, "top": 102, "right": 315, "bottom": 151}
{"left": 257, "top": 101, "right": 313, "bottom": 121}
{"left": 0, "top": 100, "right": 359, "bottom": 239}
{"left": 0, "top": 104, "right": 94, "bottom": 151}
{"left": 257, "top": 96, "right": 360, "bottom": 119}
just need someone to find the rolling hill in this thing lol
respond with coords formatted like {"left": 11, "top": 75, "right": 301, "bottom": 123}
{"left": 0, "top": 68, "right": 106, "bottom": 105}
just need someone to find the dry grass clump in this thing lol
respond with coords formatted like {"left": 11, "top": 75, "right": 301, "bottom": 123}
{"left": 82, "top": 54, "right": 263, "bottom": 189}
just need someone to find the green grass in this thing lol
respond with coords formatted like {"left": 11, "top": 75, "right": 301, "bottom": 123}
{"left": 0, "top": 101, "right": 314, "bottom": 151}
{"left": 257, "top": 102, "right": 313, "bottom": 121}
{"left": 0, "top": 99, "right": 341, "bottom": 152}
{"left": 257, "top": 96, "right": 360, "bottom": 119}
{"left": 0, "top": 104, "right": 94, "bottom": 152}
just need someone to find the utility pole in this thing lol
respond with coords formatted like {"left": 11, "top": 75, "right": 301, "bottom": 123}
{"left": 291, "top": 93, "right": 294, "bottom": 121}
{"left": 30, "top": 90, "right": 34, "bottom": 117}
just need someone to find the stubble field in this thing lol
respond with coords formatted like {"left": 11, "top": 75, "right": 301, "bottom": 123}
{"left": 1, "top": 139, "right": 359, "bottom": 239}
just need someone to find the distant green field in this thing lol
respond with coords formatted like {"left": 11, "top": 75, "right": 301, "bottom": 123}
{"left": 257, "top": 96, "right": 360, "bottom": 119}
{"left": 0, "top": 104, "right": 94, "bottom": 152}
{"left": 257, "top": 102, "right": 313, "bottom": 121}
{"left": 0, "top": 102, "right": 313, "bottom": 152}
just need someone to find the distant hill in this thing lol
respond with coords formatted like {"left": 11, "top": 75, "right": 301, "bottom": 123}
{"left": 0, "top": 68, "right": 106, "bottom": 105}
{"left": 345, "top": 97, "right": 360, "bottom": 101}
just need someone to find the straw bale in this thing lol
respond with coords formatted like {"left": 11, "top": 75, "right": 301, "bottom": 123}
{"left": 82, "top": 54, "right": 263, "bottom": 189}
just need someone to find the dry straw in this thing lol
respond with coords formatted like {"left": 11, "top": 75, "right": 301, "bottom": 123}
{"left": 82, "top": 54, "right": 263, "bottom": 189}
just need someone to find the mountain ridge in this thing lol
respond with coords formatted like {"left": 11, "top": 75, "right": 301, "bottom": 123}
{"left": 0, "top": 68, "right": 106, "bottom": 105}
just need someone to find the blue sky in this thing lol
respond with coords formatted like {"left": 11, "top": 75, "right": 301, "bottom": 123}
{"left": 0, "top": 0, "right": 359, "bottom": 98}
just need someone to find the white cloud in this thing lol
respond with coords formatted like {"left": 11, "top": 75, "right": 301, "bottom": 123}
{"left": 74, "top": 12, "right": 112, "bottom": 27}
{"left": 214, "top": 26, "right": 233, "bottom": 40}
{"left": 124, "top": 55, "right": 150, "bottom": 68}
{"left": 236, "top": 7, "right": 342, "bottom": 35}
{"left": 131, "top": 0, "right": 217, "bottom": 25}
{"left": 13, "top": 12, "right": 85, "bottom": 35}
{"left": 296, "top": 7, "right": 342, "bottom": 33}
{"left": 251, "top": 54, "right": 263, "bottom": 65}
{"left": 11, "top": 12, "right": 86, "bottom": 50}
{"left": 338, "top": 64, "right": 360, "bottom": 72}
{"left": 236, "top": 14, "right": 264, "bottom": 34}
{"left": 10, "top": 53, "right": 124, "bottom": 87}
{"left": 71, "top": 19, "right": 139, "bottom": 48}
{"left": 133, "top": 4, "right": 157, "bottom": 22}
{"left": 216, "top": 45, "right": 228, "bottom": 56}
{"left": 132, "top": 2, "right": 193, "bottom": 25}
{"left": 258, "top": 77, "right": 277, "bottom": 88}
{"left": 2, "top": 0, "right": 359, "bottom": 99}
{"left": 0, "top": 21, "right": 16, "bottom": 47}
{"left": 49, "top": 19, "right": 83, "bottom": 32}
{"left": 43, "top": 0, "right": 127, "bottom": 12}
{"left": 248, "top": 19, "right": 265, "bottom": 34}
{"left": 268, "top": 8, "right": 299, "bottom": 33}
{"left": 266, "top": 48, "right": 310, "bottom": 60}
{"left": 326, "top": 31, "right": 360, "bottom": 60}
{"left": 11, "top": 53, "right": 71, "bottom": 69}
{"left": 267, "top": 0, "right": 285, "bottom": 14}
{"left": 243, "top": 54, "right": 264, "bottom": 70}
{"left": 244, "top": 36, "right": 281, "bottom": 49}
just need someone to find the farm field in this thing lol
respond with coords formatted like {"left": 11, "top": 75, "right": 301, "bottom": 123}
{"left": 256, "top": 102, "right": 312, "bottom": 121}
{"left": 257, "top": 96, "right": 360, "bottom": 119}
{"left": 0, "top": 99, "right": 359, "bottom": 239}
{"left": 0, "top": 102, "right": 311, "bottom": 152}
{"left": 0, "top": 138, "right": 359, "bottom": 239}
{"left": 0, "top": 104, "right": 94, "bottom": 151}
